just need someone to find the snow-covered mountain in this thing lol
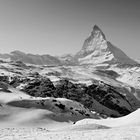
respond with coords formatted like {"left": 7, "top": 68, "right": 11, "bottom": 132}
{"left": 75, "top": 25, "right": 137, "bottom": 65}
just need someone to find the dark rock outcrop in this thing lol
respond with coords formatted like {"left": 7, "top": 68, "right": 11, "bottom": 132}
{"left": 0, "top": 76, "right": 9, "bottom": 84}
{"left": 21, "top": 77, "right": 140, "bottom": 117}
{"left": 22, "top": 78, "right": 56, "bottom": 97}
{"left": 54, "top": 79, "right": 140, "bottom": 117}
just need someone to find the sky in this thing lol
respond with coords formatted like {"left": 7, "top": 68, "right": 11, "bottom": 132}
{"left": 0, "top": 0, "right": 140, "bottom": 59}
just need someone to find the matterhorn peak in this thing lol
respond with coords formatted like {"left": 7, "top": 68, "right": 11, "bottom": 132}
{"left": 93, "top": 25, "right": 101, "bottom": 30}
{"left": 75, "top": 25, "right": 137, "bottom": 65}
{"left": 82, "top": 25, "right": 107, "bottom": 52}
{"left": 91, "top": 25, "right": 106, "bottom": 40}
{"left": 75, "top": 25, "right": 107, "bottom": 58}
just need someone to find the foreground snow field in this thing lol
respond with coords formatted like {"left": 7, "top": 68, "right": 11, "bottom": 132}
{"left": 0, "top": 125, "right": 140, "bottom": 140}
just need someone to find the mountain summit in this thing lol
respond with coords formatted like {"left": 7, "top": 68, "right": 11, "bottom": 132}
{"left": 75, "top": 25, "right": 106, "bottom": 58}
{"left": 75, "top": 25, "right": 137, "bottom": 65}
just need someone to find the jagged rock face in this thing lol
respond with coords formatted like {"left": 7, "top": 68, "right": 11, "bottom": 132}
{"left": 22, "top": 78, "right": 56, "bottom": 97}
{"left": 86, "top": 82, "right": 139, "bottom": 116}
{"left": 20, "top": 78, "right": 140, "bottom": 117}
{"left": 54, "top": 79, "right": 86, "bottom": 100}
{"left": 75, "top": 25, "right": 137, "bottom": 65}
{"left": 54, "top": 79, "right": 140, "bottom": 117}
{"left": 0, "top": 76, "right": 9, "bottom": 84}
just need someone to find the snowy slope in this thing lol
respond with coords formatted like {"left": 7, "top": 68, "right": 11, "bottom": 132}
{"left": 75, "top": 108, "right": 140, "bottom": 127}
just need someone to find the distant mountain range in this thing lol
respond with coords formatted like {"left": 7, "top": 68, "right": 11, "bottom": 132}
{"left": 0, "top": 25, "right": 138, "bottom": 66}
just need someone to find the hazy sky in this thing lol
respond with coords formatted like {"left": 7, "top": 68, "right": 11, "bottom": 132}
{"left": 0, "top": 0, "right": 140, "bottom": 59}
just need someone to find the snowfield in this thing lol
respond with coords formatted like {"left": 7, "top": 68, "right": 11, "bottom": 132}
{"left": 0, "top": 126, "right": 140, "bottom": 140}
